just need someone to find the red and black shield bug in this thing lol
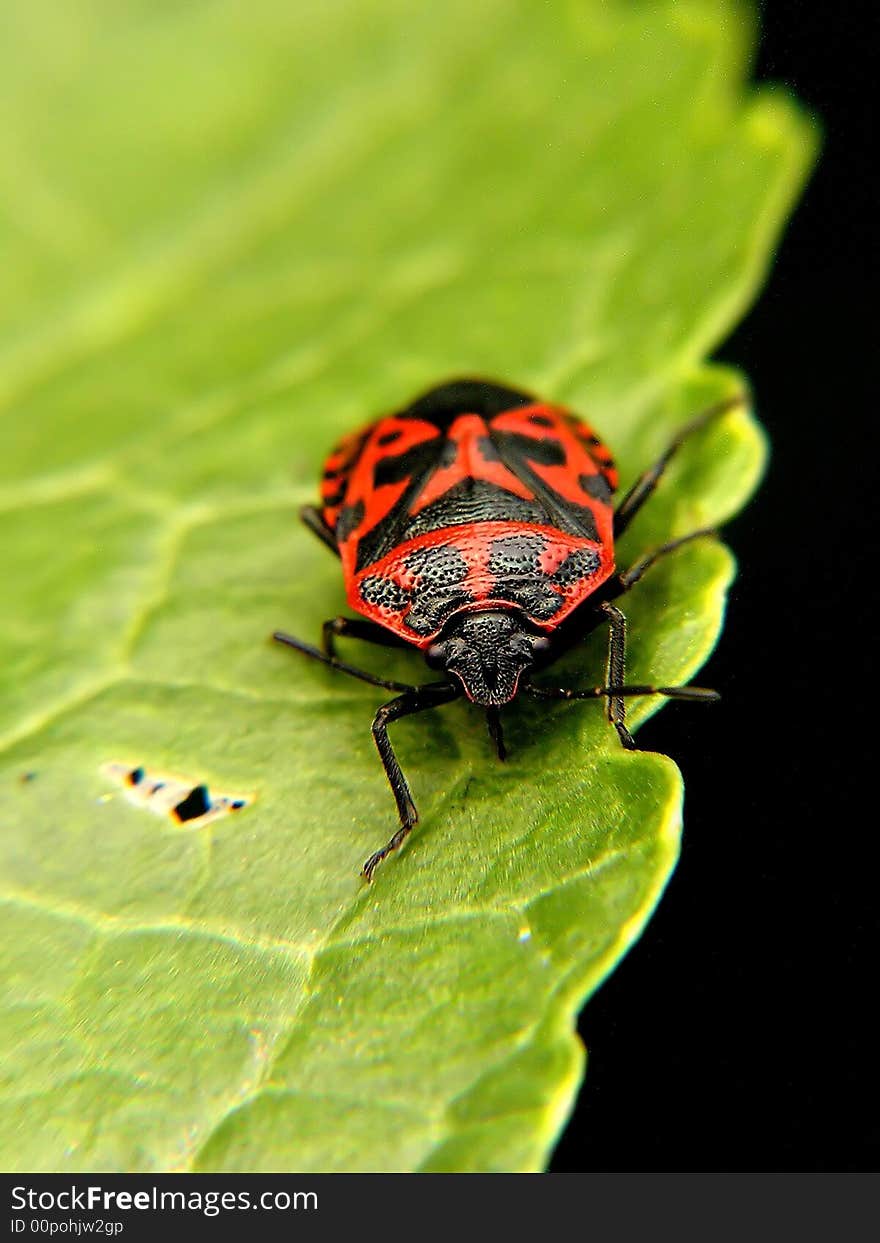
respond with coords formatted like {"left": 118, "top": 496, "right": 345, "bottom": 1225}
{"left": 274, "top": 378, "right": 744, "bottom": 880}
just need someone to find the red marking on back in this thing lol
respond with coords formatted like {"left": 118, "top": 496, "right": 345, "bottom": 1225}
{"left": 321, "top": 416, "right": 439, "bottom": 544}
{"left": 315, "top": 393, "right": 620, "bottom": 648}
{"left": 350, "top": 521, "right": 614, "bottom": 647}
{"left": 411, "top": 414, "right": 533, "bottom": 511}
{"left": 492, "top": 403, "right": 619, "bottom": 491}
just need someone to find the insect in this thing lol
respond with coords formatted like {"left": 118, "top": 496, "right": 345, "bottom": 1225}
{"left": 274, "top": 377, "right": 743, "bottom": 880}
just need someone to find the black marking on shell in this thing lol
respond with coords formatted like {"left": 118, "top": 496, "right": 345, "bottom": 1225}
{"left": 497, "top": 580, "right": 564, "bottom": 620}
{"left": 484, "top": 431, "right": 603, "bottom": 539}
{"left": 322, "top": 486, "right": 347, "bottom": 508}
{"left": 401, "top": 378, "right": 535, "bottom": 429}
{"left": 488, "top": 532, "right": 547, "bottom": 579}
{"left": 335, "top": 500, "right": 365, "bottom": 543}
{"left": 359, "top": 575, "right": 412, "bottom": 613}
{"left": 400, "top": 480, "right": 549, "bottom": 541}
{"left": 492, "top": 431, "right": 567, "bottom": 467}
{"left": 400, "top": 544, "right": 473, "bottom": 636}
{"left": 405, "top": 591, "right": 475, "bottom": 636}
{"left": 487, "top": 530, "right": 563, "bottom": 619}
{"left": 377, "top": 428, "right": 403, "bottom": 446}
{"left": 477, "top": 435, "right": 502, "bottom": 462}
{"left": 405, "top": 543, "right": 469, "bottom": 590}
{"left": 552, "top": 547, "right": 602, "bottom": 586}
{"left": 566, "top": 502, "right": 598, "bottom": 540}
{"left": 372, "top": 437, "right": 442, "bottom": 487}
{"left": 579, "top": 472, "right": 613, "bottom": 503}
{"left": 354, "top": 437, "right": 447, "bottom": 570}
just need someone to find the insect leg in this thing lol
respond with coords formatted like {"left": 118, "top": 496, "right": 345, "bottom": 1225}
{"left": 272, "top": 630, "right": 418, "bottom": 692}
{"left": 300, "top": 504, "right": 340, "bottom": 556}
{"left": 602, "top": 527, "right": 718, "bottom": 598}
{"left": 322, "top": 615, "right": 412, "bottom": 659}
{"left": 364, "top": 684, "right": 461, "bottom": 881}
{"left": 600, "top": 602, "right": 635, "bottom": 749}
{"left": 526, "top": 683, "right": 719, "bottom": 703}
{"left": 614, "top": 393, "right": 745, "bottom": 538}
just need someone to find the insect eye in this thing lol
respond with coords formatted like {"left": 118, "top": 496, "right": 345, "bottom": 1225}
{"left": 426, "top": 643, "right": 447, "bottom": 669}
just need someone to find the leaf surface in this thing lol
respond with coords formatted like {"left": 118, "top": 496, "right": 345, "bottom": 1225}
{"left": 0, "top": 0, "right": 815, "bottom": 1171}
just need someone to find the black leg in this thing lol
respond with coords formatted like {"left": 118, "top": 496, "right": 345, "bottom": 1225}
{"left": 603, "top": 527, "right": 718, "bottom": 598}
{"left": 300, "top": 504, "right": 339, "bottom": 556}
{"left": 526, "top": 592, "right": 719, "bottom": 735}
{"left": 363, "top": 684, "right": 461, "bottom": 881}
{"left": 526, "top": 683, "right": 719, "bottom": 703}
{"left": 614, "top": 393, "right": 745, "bottom": 538}
{"left": 273, "top": 630, "right": 419, "bottom": 693}
{"left": 600, "top": 602, "right": 635, "bottom": 749}
{"left": 322, "top": 615, "right": 412, "bottom": 659}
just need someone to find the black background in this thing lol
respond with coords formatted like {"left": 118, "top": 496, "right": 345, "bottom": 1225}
{"left": 551, "top": 1, "right": 876, "bottom": 1172}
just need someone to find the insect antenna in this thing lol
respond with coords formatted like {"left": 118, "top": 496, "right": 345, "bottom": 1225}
{"left": 272, "top": 631, "right": 418, "bottom": 692}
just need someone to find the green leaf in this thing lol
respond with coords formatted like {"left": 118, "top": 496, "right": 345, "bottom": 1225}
{"left": 0, "top": 0, "right": 815, "bottom": 1172}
